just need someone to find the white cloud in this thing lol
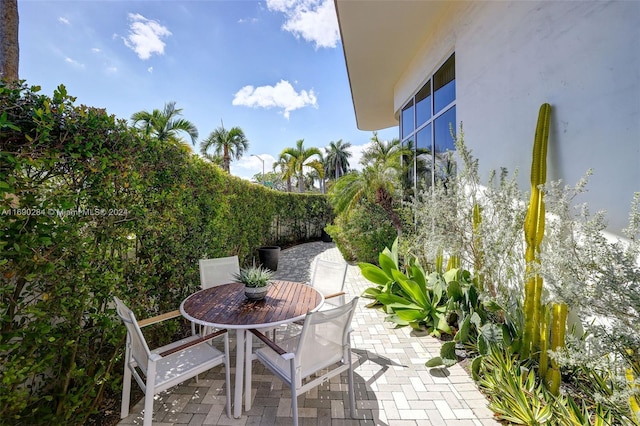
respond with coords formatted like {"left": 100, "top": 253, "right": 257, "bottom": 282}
{"left": 232, "top": 79, "right": 317, "bottom": 119}
{"left": 147, "top": 67, "right": 153, "bottom": 73}
{"left": 64, "top": 57, "right": 85, "bottom": 69}
{"left": 123, "top": 13, "right": 172, "bottom": 60}
{"left": 106, "top": 66, "right": 118, "bottom": 74}
{"left": 58, "top": 17, "right": 70, "bottom": 25}
{"left": 91, "top": 47, "right": 101, "bottom": 53}
{"left": 266, "top": 0, "right": 339, "bottom": 49}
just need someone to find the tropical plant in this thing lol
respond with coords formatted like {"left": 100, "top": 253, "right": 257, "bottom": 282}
{"left": 477, "top": 346, "right": 555, "bottom": 425}
{"left": 199, "top": 121, "right": 249, "bottom": 173}
{"left": 361, "top": 131, "right": 402, "bottom": 166}
{"left": 130, "top": 101, "right": 198, "bottom": 147}
{"left": 359, "top": 239, "right": 452, "bottom": 336}
{"left": 273, "top": 156, "right": 294, "bottom": 192}
{"left": 325, "top": 139, "right": 352, "bottom": 180}
{"left": 326, "top": 200, "right": 397, "bottom": 264}
{"left": 234, "top": 265, "right": 274, "bottom": 288}
{"left": 329, "top": 163, "right": 405, "bottom": 233}
{"left": 278, "top": 139, "right": 322, "bottom": 193}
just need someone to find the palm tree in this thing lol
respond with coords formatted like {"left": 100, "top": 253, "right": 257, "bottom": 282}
{"left": 329, "top": 132, "right": 406, "bottom": 233}
{"left": 273, "top": 157, "right": 294, "bottom": 192}
{"left": 325, "top": 139, "right": 352, "bottom": 180}
{"left": 199, "top": 121, "right": 249, "bottom": 173}
{"left": 278, "top": 140, "right": 321, "bottom": 193}
{"left": 361, "top": 131, "right": 402, "bottom": 167}
{"left": 306, "top": 156, "right": 326, "bottom": 193}
{"left": 0, "top": 0, "right": 19, "bottom": 82}
{"left": 130, "top": 101, "right": 199, "bottom": 147}
{"left": 329, "top": 163, "right": 404, "bottom": 233}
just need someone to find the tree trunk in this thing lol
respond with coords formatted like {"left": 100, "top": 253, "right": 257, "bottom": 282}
{"left": 0, "top": 0, "right": 19, "bottom": 82}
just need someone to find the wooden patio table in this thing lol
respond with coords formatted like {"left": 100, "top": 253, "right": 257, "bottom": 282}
{"left": 180, "top": 280, "right": 324, "bottom": 418}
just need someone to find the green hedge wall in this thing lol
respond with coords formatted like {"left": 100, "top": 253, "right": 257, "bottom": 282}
{"left": 0, "top": 83, "right": 331, "bottom": 424}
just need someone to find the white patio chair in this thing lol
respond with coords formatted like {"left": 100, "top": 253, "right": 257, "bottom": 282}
{"left": 249, "top": 297, "right": 359, "bottom": 426}
{"left": 114, "top": 297, "right": 231, "bottom": 426}
{"left": 309, "top": 258, "right": 349, "bottom": 307}
{"left": 199, "top": 255, "right": 240, "bottom": 289}
{"left": 194, "top": 256, "right": 241, "bottom": 335}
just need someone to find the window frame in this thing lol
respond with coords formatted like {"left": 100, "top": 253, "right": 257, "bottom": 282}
{"left": 400, "top": 53, "right": 456, "bottom": 192}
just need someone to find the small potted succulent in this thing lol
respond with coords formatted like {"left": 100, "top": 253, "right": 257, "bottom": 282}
{"left": 234, "top": 264, "right": 274, "bottom": 301}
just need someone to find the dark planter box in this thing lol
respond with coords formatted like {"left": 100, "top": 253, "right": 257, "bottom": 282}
{"left": 257, "top": 246, "right": 281, "bottom": 271}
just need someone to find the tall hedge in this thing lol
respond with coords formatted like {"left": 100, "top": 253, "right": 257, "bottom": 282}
{"left": 0, "top": 82, "right": 331, "bottom": 424}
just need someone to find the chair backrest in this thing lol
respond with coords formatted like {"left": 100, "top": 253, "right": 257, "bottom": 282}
{"left": 295, "top": 297, "right": 359, "bottom": 383}
{"left": 199, "top": 256, "right": 240, "bottom": 289}
{"left": 114, "top": 296, "right": 152, "bottom": 373}
{"left": 309, "top": 259, "right": 348, "bottom": 304}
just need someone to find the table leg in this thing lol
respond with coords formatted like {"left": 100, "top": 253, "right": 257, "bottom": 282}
{"left": 233, "top": 329, "right": 245, "bottom": 419}
{"left": 245, "top": 331, "right": 253, "bottom": 410}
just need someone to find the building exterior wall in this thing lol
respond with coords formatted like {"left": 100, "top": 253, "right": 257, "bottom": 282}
{"left": 395, "top": 1, "right": 640, "bottom": 233}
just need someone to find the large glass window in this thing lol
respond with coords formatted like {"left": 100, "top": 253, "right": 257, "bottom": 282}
{"left": 400, "top": 53, "right": 456, "bottom": 193}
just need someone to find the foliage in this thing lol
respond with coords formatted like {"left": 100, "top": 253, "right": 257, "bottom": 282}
{"left": 402, "top": 130, "right": 527, "bottom": 298}
{"left": 0, "top": 81, "right": 332, "bottom": 424}
{"left": 360, "top": 238, "right": 453, "bottom": 337}
{"left": 477, "top": 347, "right": 556, "bottom": 424}
{"left": 373, "top": 121, "right": 639, "bottom": 422}
{"left": 326, "top": 200, "right": 396, "bottom": 264}
{"left": 233, "top": 265, "right": 273, "bottom": 288}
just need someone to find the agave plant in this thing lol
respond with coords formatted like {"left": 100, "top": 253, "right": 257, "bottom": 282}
{"left": 233, "top": 265, "right": 273, "bottom": 288}
{"left": 359, "top": 238, "right": 452, "bottom": 336}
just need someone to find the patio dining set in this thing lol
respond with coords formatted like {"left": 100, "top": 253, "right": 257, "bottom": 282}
{"left": 115, "top": 253, "right": 357, "bottom": 426}
{"left": 115, "top": 242, "right": 500, "bottom": 426}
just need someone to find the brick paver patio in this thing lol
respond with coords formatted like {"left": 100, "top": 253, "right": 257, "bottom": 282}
{"left": 118, "top": 241, "right": 499, "bottom": 425}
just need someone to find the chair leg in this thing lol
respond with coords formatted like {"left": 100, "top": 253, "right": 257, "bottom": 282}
{"left": 143, "top": 362, "right": 157, "bottom": 426}
{"left": 120, "top": 349, "right": 132, "bottom": 419}
{"left": 289, "top": 360, "right": 298, "bottom": 426}
{"left": 348, "top": 359, "right": 356, "bottom": 418}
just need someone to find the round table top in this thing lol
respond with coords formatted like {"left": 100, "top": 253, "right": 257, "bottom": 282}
{"left": 180, "top": 280, "right": 324, "bottom": 330}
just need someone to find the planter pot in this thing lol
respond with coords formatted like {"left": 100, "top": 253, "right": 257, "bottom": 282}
{"left": 257, "top": 246, "right": 280, "bottom": 271}
{"left": 244, "top": 285, "right": 269, "bottom": 301}
{"left": 321, "top": 229, "right": 333, "bottom": 243}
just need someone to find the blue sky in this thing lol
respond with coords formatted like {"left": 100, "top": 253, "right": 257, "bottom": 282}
{"left": 18, "top": 0, "right": 399, "bottom": 181}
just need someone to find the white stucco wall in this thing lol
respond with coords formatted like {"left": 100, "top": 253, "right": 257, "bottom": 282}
{"left": 395, "top": 1, "right": 640, "bottom": 234}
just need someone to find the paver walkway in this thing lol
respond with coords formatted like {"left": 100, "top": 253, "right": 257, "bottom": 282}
{"left": 118, "top": 241, "right": 500, "bottom": 425}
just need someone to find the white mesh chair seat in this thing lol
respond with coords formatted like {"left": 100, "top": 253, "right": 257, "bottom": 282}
{"left": 309, "top": 259, "right": 348, "bottom": 308}
{"left": 250, "top": 297, "right": 359, "bottom": 426}
{"left": 199, "top": 256, "right": 240, "bottom": 289}
{"left": 114, "top": 297, "right": 231, "bottom": 426}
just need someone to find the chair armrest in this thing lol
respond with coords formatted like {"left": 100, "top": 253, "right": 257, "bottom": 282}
{"left": 138, "top": 309, "right": 181, "bottom": 327}
{"left": 159, "top": 329, "right": 228, "bottom": 357}
{"left": 324, "top": 291, "right": 345, "bottom": 300}
{"left": 249, "top": 329, "right": 287, "bottom": 356}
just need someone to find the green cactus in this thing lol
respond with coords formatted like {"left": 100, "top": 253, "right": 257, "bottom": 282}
{"left": 522, "top": 103, "right": 551, "bottom": 359}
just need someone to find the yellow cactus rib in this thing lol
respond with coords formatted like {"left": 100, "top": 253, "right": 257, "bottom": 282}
{"left": 546, "top": 303, "right": 567, "bottom": 396}
{"left": 522, "top": 103, "right": 551, "bottom": 360}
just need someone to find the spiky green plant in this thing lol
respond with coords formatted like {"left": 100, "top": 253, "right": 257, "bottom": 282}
{"left": 522, "top": 102, "right": 551, "bottom": 359}
{"left": 233, "top": 265, "right": 273, "bottom": 288}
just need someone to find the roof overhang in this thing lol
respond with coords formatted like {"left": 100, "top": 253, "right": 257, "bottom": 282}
{"left": 335, "top": 0, "right": 447, "bottom": 130}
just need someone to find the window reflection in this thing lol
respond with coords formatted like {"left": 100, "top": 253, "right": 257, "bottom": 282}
{"left": 434, "top": 106, "right": 456, "bottom": 153}
{"left": 401, "top": 100, "right": 414, "bottom": 140}
{"left": 415, "top": 82, "right": 431, "bottom": 127}
{"left": 400, "top": 53, "right": 455, "bottom": 193}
